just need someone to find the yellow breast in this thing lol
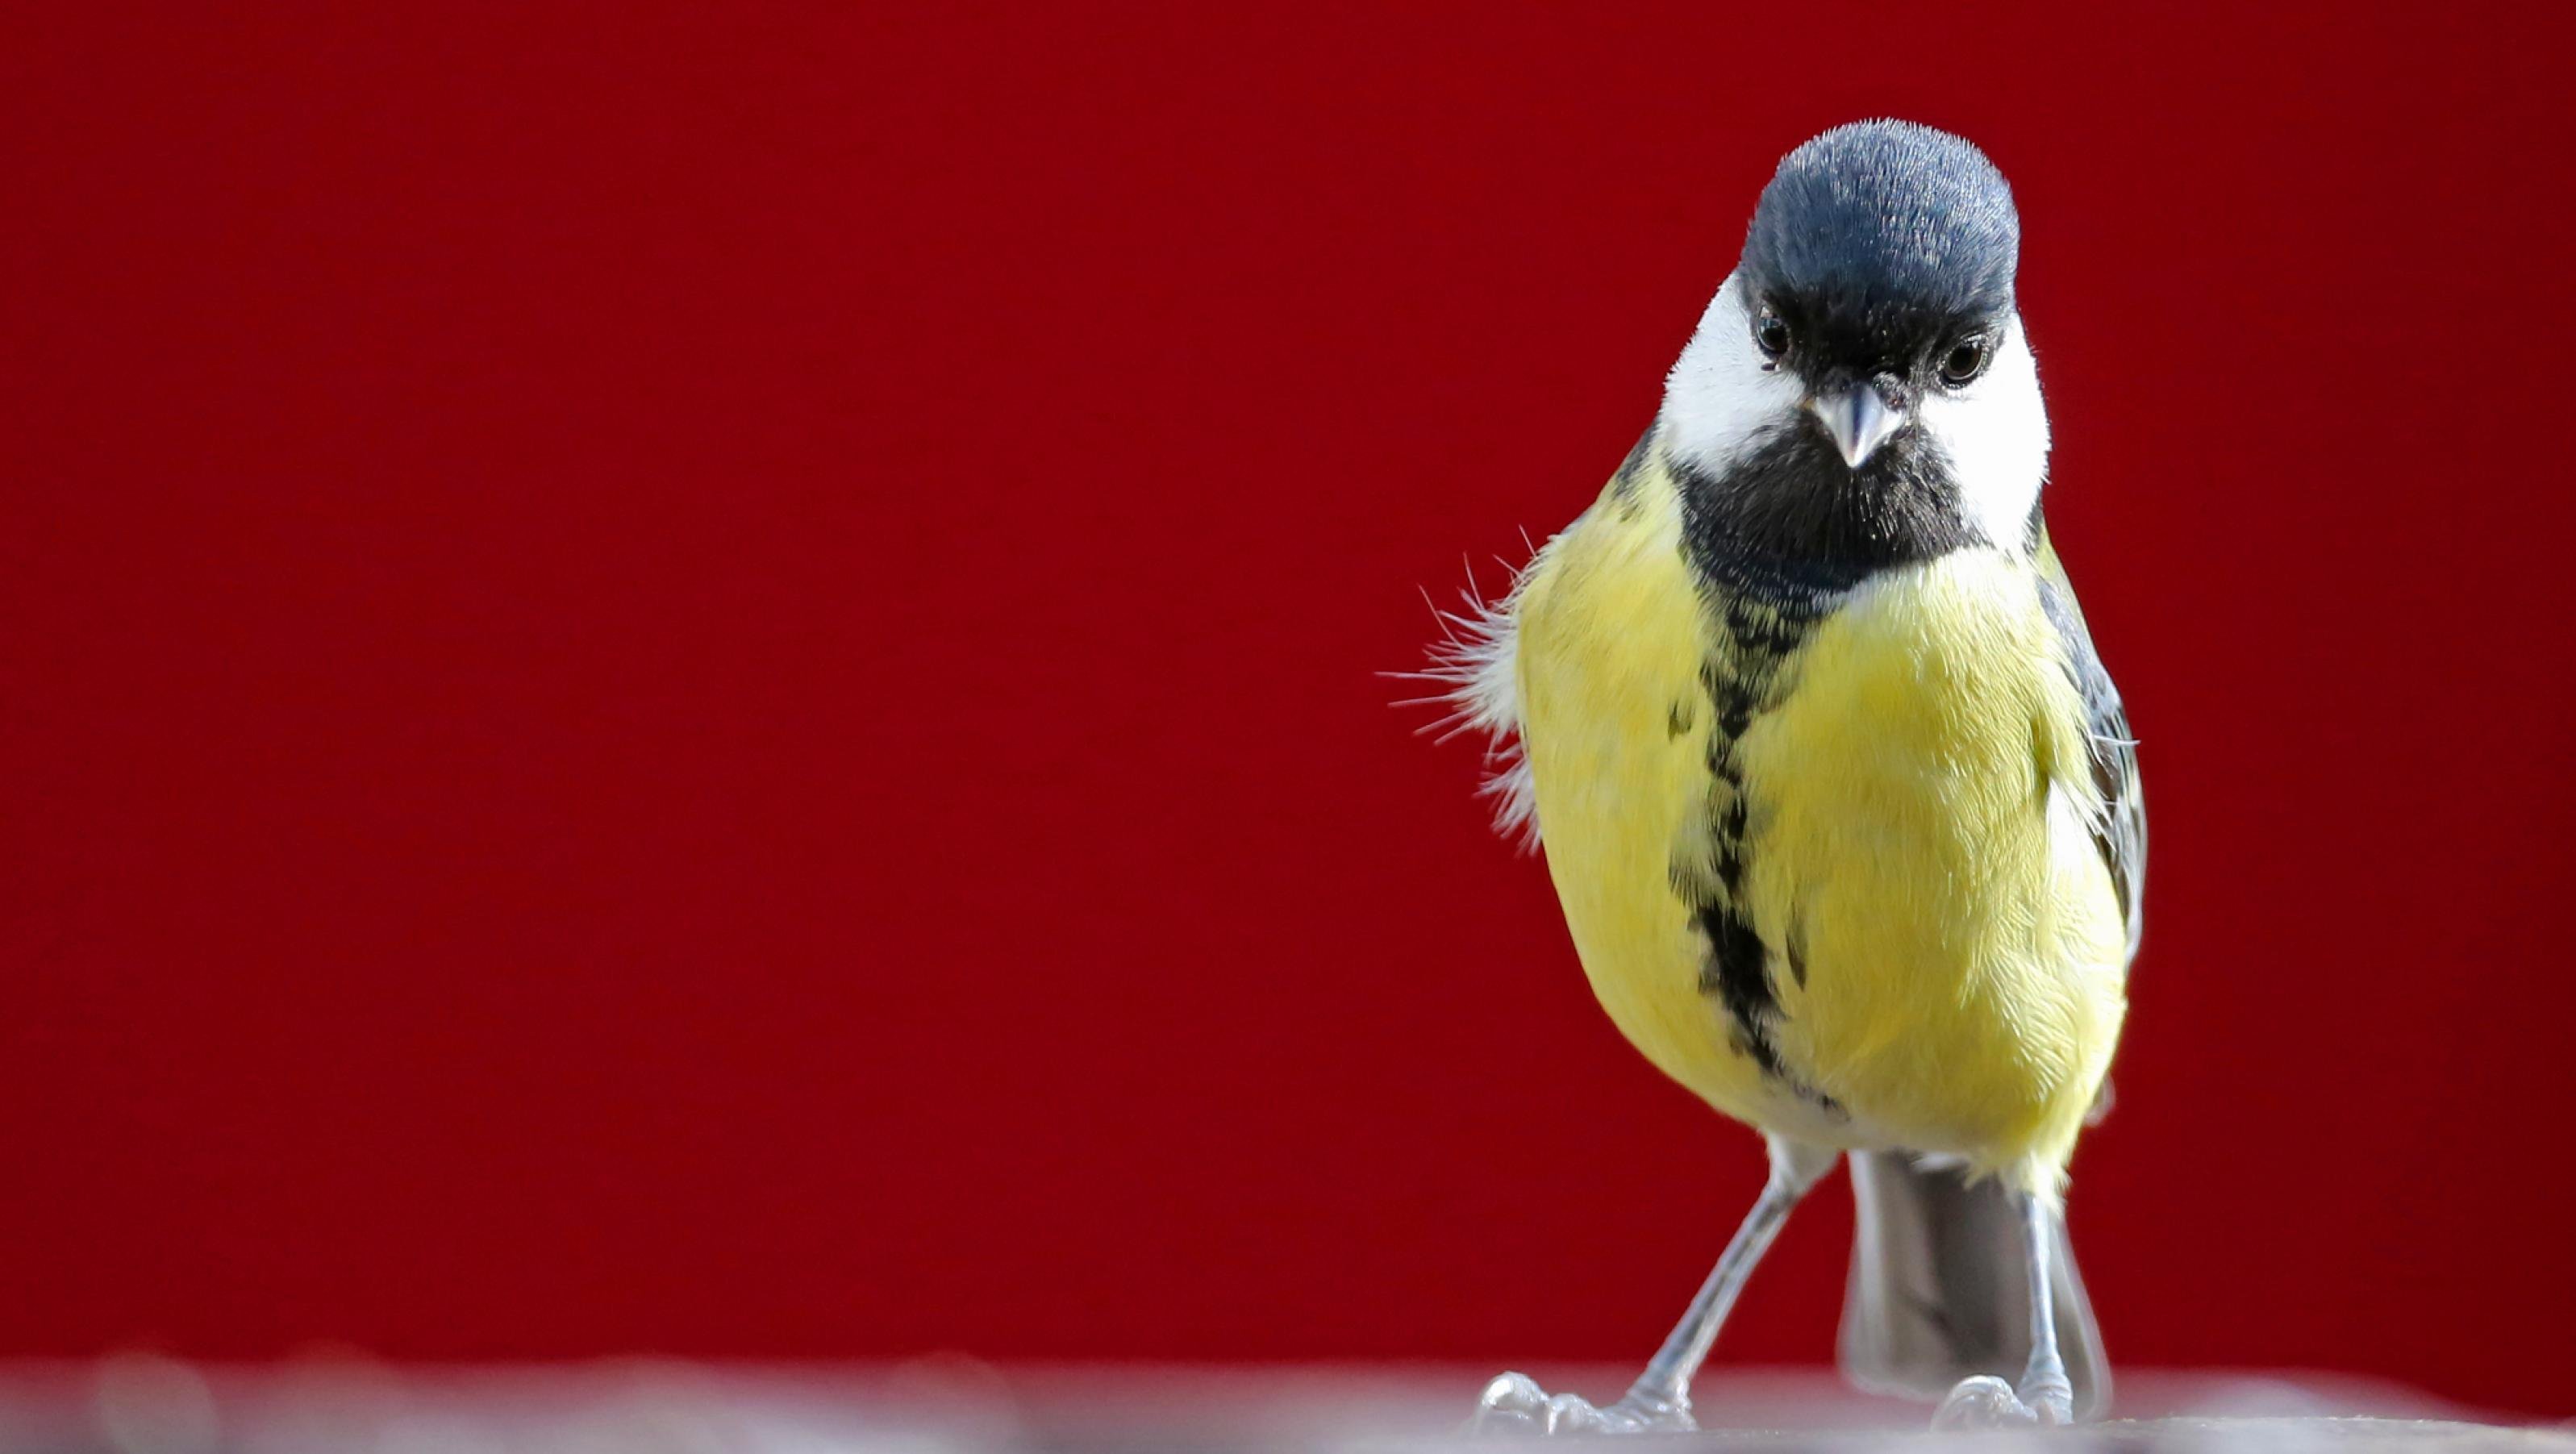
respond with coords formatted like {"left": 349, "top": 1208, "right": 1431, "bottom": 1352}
{"left": 1514, "top": 468, "right": 2127, "bottom": 1183}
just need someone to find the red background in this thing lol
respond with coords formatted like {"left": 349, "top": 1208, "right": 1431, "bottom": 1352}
{"left": 7, "top": 0, "right": 2574, "bottom": 1419}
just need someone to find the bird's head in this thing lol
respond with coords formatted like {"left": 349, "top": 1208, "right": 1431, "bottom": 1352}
{"left": 1662, "top": 121, "right": 2049, "bottom": 562}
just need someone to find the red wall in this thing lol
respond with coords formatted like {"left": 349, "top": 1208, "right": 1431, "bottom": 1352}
{"left": 8, "top": 0, "right": 2574, "bottom": 1418}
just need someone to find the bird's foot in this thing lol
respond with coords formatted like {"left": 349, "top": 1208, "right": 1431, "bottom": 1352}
{"left": 1469, "top": 1373, "right": 1695, "bottom": 1435}
{"left": 1932, "top": 1373, "right": 2074, "bottom": 1431}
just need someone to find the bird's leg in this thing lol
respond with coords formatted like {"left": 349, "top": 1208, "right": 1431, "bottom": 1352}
{"left": 1934, "top": 1188, "right": 2077, "bottom": 1429}
{"left": 1471, "top": 1138, "right": 1836, "bottom": 1435}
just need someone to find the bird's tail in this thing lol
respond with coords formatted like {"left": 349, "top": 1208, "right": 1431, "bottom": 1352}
{"left": 1836, "top": 1151, "right": 2110, "bottom": 1419}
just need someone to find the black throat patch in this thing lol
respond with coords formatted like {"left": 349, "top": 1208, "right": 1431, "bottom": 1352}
{"left": 1676, "top": 415, "right": 1982, "bottom": 601}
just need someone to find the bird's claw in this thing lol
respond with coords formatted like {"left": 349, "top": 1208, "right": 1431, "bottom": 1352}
{"left": 1469, "top": 1373, "right": 1696, "bottom": 1435}
{"left": 1932, "top": 1373, "right": 2074, "bottom": 1431}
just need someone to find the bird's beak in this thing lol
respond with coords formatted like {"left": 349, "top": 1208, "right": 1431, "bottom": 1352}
{"left": 1808, "top": 385, "right": 1904, "bottom": 469}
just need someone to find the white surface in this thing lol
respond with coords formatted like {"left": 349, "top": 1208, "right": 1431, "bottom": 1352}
{"left": 0, "top": 1358, "right": 2559, "bottom": 1453}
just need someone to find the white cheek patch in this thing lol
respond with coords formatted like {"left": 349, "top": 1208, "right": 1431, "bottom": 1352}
{"left": 1659, "top": 271, "right": 1804, "bottom": 472}
{"left": 1916, "top": 315, "right": 2050, "bottom": 549}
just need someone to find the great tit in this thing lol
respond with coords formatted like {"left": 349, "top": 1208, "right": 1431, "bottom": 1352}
{"left": 1430, "top": 119, "right": 2141, "bottom": 1432}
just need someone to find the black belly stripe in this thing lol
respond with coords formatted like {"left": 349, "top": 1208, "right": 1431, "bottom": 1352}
{"left": 1699, "top": 901, "right": 1782, "bottom": 1074}
{"left": 1679, "top": 565, "right": 1836, "bottom": 1102}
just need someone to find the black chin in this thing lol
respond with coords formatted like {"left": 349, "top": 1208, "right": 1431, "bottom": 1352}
{"left": 1674, "top": 417, "right": 1983, "bottom": 602}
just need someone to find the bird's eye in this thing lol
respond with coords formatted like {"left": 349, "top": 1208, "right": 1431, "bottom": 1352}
{"left": 1753, "top": 311, "right": 1790, "bottom": 361}
{"left": 1939, "top": 335, "right": 1992, "bottom": 387}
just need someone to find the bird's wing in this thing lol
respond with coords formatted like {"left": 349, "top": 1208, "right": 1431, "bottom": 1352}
{"left": 2033, "top": 534, "right": 2145, "bottom": 968}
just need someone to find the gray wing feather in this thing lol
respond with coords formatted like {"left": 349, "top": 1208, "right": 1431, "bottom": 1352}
{"left": 2034, "top": 549, "right": 2145, "bottom": 965}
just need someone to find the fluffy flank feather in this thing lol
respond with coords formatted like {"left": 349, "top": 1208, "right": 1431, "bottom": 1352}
{"left": 1413, "top": 554, "right": 1544, "bottom": 846}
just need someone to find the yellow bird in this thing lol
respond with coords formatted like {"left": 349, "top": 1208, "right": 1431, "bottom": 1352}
{"left": 1433, "top": 121, "right": 2142, "bottom": 1431}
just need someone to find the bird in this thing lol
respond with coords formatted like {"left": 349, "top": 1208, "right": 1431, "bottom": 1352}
{"left": 1423, "top": 120, "right": 2142, "bottom": 1432}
